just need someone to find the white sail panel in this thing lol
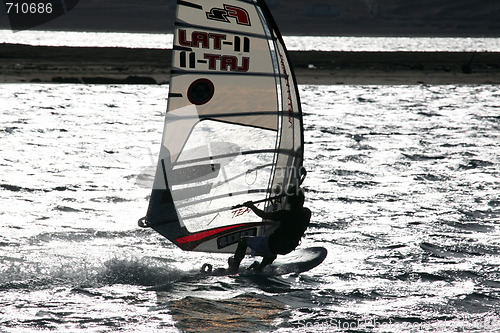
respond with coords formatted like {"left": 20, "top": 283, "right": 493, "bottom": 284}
{"left": 167, "top": 75, "right": 278, "bottom": 133}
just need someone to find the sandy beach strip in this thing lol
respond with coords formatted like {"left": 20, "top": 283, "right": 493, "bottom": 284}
{"left": 1, "top": 43, "right": 499, "bottom": 85}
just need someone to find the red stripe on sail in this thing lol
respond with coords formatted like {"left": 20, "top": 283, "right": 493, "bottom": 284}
{"left": 176, "top": 224, "right": 246, "bottom": 244}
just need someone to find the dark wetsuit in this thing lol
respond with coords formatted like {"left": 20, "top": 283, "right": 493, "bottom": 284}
{"left": 228, "top": 197, "right": 311, "bottom": 272}
{"left": 267, "top": 207, "right": 311, "bottom": 255}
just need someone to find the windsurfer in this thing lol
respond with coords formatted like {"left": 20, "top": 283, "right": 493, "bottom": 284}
{"left": 228, "top": 187, "right": 311, "bottom": 273}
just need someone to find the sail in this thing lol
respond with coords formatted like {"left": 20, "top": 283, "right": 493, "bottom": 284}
{"left": 142, "top": 0, "right": 304, "bottom": 253}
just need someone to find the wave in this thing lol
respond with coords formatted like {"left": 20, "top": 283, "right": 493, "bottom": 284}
{"left": 0, "top": 183, "right": 78, "bottom": 193}
{"left": 414, "top": 173, "right": 450, "bottom": 182}
{"left": 54, "top": 205, "right": 81, "bottom": 213}
{"left": 337, "top": 197, "right": 376, "bottom": 204}
{"left": 170, "top": 293, "right": 286, "bottom": 333}
{"left": 1, "top": 126, "right": 19, "bottom": 134}
{"left": 444, "top": 221, "right": 495, "bottom": 232}
{"left": 450, "top": 291, "right": 500, "bottom": 313}
{"left": 459, "top": 159, "right": 495, "bottom": 170}
{"left": 0, "top": 255, "right": 184, "bottom": 291}
{"left": 99, "top": 257, "right": 182, "bottom": 286}
{"left": 402, "top": 153, "right": 447, "bottom": 161}
{"left": 458, "top": 208, "right": 500, "bottom": 223}
{"left": 26, "top": 229, "right": 154, "bottom": 244}
{"left": 420, "top": 242, "right": 500, "bottom": 258}
{"left": 89, "top": 196, "right": 131, "bottom": 203}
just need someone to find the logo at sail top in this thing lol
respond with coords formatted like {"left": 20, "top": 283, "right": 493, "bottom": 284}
{"left": 206, "top": 4, "right": 251, "bottom": 26}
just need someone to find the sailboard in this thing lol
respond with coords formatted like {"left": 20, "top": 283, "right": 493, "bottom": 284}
{"left": 200, "top": 247, "right": 328, "bottom": 277}
{"left": 140, "top": 0, "right": 305, "bottom": 254}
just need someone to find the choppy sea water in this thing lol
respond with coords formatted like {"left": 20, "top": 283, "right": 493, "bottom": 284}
{"left": 1, "top": 83, "right": 500, "bottom": 332}
{"left": 2, "top": 29, "right": 500, "bottom": 51}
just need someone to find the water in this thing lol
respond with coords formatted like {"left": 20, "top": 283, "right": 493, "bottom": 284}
{"left": 2, "top": 29, "right": 500, "bottom": 51}
{"left": 1, "top": 83, "right": 499, "bottom": 332}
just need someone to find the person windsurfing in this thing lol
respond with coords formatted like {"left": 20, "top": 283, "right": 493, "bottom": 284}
{"left": 228, "top": 186, "right": 311, "bottom": 273}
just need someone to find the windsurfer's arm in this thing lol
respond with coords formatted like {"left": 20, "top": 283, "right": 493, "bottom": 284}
{"left": 243, "top": 201, "right": 274, "bottom": 220}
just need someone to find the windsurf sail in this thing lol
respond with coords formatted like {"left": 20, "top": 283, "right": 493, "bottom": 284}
{"left": 140, "top": 0, "right": 304, "bottom": 253}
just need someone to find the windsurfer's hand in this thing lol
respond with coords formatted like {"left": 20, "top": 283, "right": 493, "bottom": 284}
{"left": 243, "top": 201, "right": 254, "bottom": 208}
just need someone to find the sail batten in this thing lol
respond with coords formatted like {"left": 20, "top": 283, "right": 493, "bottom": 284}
{"left": 177, "top": 1, "right": 203, "bottom": 10}
{"left": 172, "top": 148, "right": 297, "bottom": 166}
{"left": 171, "top": 69, "right": 286, "bottom": 78}
{"left": 174, "top": 21, "right": 273, "bottom": 40}
{"left": 144, "top": 0, "right": 304, "bottom": 253}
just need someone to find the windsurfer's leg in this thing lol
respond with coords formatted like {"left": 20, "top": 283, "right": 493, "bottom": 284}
{"left": 257, "top": 255, "right": 277, "bottom": 271}
{"left": 228, "top": 237, "right": 248, "bottom": 272}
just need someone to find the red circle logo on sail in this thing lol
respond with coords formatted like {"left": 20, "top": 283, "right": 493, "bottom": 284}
{"left": 187, "top": 78, "right": 215, "bottom": 105}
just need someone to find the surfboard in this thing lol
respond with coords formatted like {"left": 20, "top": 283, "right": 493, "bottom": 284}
{"left": 200, "top": 247, "right": 328, "bottom": 277}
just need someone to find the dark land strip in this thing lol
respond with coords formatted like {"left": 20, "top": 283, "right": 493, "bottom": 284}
{"left": 1, "top": 43, "right": 499, "bottom": 85}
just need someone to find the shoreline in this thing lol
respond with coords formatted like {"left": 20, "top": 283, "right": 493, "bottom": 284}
{"left": 1, "top": 44, "right": 499, "bottom": 85}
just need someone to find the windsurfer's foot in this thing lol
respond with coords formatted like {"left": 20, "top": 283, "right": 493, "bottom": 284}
{"left": 227, "top": 265, "right": 239, "bottom": 274}
{"left": 247, "top": 261, "right": 260, "bottom": 271}
{"left": 227, "top": 256, "right": 239, "bottom": 273}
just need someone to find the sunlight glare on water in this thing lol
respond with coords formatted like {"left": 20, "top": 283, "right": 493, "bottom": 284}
{"left": 0, "top": 83, "right": 499, "bottom": 332}
{"left": 2, "top": 29, "right": 500, "bottom": 51}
